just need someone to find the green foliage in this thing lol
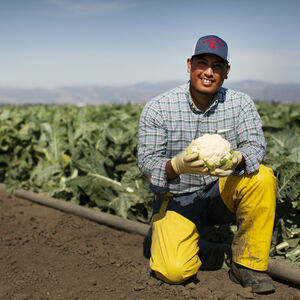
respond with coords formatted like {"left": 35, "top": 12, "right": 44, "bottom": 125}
{"left": 0, "top": 104, "right": 152, "bottom": 223}
{"left": 256, "top": 102, "right": 300, "bottom": 266}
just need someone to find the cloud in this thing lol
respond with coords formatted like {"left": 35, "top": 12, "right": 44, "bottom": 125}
{"left": 46, "top": 0, "right": 140, "bottom": 14}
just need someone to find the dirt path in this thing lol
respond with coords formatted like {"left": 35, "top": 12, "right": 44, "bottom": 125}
{"left": 0, "top": 190, "right": 299, "bottom": 300}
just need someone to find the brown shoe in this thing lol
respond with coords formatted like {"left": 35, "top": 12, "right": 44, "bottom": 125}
{"left": 229, "top": 262, "right": 275, "bottom": 294}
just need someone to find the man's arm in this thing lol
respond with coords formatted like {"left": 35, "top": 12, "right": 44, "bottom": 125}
{"left": 236, "top": 95, "right": 266, "bottom": 174}
{"left": 165, "top": 160, "right": 179, "bottom": 181}
{"left": 236, "top": 156, "right": 245, "bottom": 170}
{"left": 137, "top": 101, "right": 170, "bottom": 194}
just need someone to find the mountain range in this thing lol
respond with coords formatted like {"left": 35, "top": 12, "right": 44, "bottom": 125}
{"left": 0, "top": 80, "right": 299, "bottom": 105}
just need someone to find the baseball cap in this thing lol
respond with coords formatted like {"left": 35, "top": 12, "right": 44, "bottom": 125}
{"left": 192, "top": 35, "right": 229, "bottom": 62}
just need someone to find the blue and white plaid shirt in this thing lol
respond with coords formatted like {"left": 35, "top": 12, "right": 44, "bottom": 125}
{"left": 138, "top": 82, "right": 266, "bottom": 195}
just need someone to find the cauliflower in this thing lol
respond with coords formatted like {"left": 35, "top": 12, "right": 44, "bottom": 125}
{"left": 187, "top": 134, "right": 234, "bottom": 170}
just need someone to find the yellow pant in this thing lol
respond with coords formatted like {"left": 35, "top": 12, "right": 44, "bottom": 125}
{"left": 150, "top": 165, "right": 276, "bottom": 284}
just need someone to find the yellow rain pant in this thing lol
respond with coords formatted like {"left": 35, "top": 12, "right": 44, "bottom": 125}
{"left": 150, "top": 164, "right": 276, "bottom": 284}
{"left": 219, "top": 165, "right": 276, "bottom": 271}
{"left": 150, "top": 210, "right": 201, "bottom": 284}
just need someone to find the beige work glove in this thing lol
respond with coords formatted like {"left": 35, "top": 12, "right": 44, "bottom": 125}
{"left": 210, "top": 151, "right": 243, "bottom": 177}
{"left": 171, "top": 145, "right": 209, "bottom": 175}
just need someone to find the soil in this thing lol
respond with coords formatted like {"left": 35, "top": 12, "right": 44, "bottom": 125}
{"left": 0, "top": 190, "right": 299, "bottom": 300}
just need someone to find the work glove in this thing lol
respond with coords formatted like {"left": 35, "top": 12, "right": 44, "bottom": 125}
{"left": 171, "top": 144, "right": 209, "bottom": 175}
{"left": 210, "top": 151, "right": 243, "bottom": 177}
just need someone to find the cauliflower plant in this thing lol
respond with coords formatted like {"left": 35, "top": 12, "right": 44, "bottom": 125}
{"left": 187, "top": 134, "right": 234, "bottom": 170}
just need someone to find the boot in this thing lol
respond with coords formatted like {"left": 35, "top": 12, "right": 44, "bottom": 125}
{"left": 229, "top": 262, "right": 275, "bottom": 294}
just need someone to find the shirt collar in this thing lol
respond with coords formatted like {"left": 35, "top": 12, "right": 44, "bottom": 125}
{"left": 185, "top": 82, "right": 220, "bottom": 114}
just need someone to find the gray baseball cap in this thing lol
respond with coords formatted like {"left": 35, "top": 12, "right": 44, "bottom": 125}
{"left": 192, "top": 35, "right": 229, "bottom": 62}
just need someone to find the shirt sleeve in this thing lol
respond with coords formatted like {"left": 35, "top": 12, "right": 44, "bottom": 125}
{"left": 137, "top": 101, "right": 170, "bottom": 194}
{"left": 236, "top": 95, "right": 266, "bottom": 174}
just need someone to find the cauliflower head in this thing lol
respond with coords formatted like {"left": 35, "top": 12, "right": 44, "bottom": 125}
{"left": 187, "top": 134, "right": 234, "bottom": 170}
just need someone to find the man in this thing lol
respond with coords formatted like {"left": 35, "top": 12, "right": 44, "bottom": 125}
{"left": 137, "top": 35, "right": 276, "bottom": 294}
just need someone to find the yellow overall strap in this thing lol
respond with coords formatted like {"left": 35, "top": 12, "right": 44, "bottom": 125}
{"left": 151, "top": 192, "right": 173, "bottom": 224}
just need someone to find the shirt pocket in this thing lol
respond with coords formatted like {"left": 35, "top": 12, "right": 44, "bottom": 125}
{"left": 216, "top": 127, "right": 237, "bottom": 149}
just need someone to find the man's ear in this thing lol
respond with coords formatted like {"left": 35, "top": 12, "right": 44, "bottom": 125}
{"left": 225, "top": 64, "right": 230, "bottom": 79}
{"left": 187, "top": 58, "right": 192, "bottom": 73}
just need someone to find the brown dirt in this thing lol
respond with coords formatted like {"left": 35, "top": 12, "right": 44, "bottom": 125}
{"left": 0, "top": 190, "right": 299, "bottom": 300}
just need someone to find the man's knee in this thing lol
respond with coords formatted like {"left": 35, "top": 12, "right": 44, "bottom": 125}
{"left": 220, "top": 164, "right": 277, "bottom": 214}
{"left": 233, "top": 165, "right": 277, "bottom": 225}
{"left": 152, "top": 256, "right": 200, "bottom": 284}
{"left": 249, "top": 165, "right": 277, "bottom": 206}
{"left": 150, "top": 210, "right": 201, "bottom": 284}
{"left": 253, "top": 165, "right": 276, "bottom": 187}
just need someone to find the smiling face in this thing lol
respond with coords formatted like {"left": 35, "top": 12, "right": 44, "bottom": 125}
{"left": 187, "top": 53, "right": 230, "bottom": 103}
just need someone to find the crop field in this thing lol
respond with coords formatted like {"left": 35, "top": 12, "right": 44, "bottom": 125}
{"left": 0, "top": 102, "right": 299, "bottom": 299}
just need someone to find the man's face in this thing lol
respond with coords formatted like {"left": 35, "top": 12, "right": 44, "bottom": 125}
{"left": 187, "top": 53, "right": 230, "bottom": 97}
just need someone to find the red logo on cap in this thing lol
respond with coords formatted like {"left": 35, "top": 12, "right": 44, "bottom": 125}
{"left": 203, "top": 38, "right": 224, "bottom": 49}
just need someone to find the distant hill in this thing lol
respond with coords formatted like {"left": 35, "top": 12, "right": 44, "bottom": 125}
{"left": 224, "top": 80, "right": 300, "bottom": 103}
{"left": 0, "top": 80, "right": 299, "bottom": 105}
{"left": 0, "top": 82, "right": 183, "bottom": 105}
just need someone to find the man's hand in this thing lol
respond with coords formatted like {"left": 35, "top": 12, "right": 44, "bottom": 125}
{"left": 210, "top": 151, "right": 244, "bottom": 177}
{"left": 170, "top": 145, "right": 209, "bottom": 175}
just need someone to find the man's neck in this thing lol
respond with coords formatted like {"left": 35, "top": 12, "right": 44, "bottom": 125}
{"left": 189, "top": 88, "right": 218, "bottom": 112}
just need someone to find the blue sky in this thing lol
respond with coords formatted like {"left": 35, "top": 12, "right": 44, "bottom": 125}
{"left": 0, "top": 0, "right": 299, "bottom": 88}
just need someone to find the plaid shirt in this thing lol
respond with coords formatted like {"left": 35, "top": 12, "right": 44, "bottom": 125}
{"left": 138, "top": 82, "right": 266, "bottom": 195}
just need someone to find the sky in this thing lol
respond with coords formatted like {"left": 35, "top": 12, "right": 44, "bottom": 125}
{"left": 0, "top": 0, "right": 300, "bottom": 88}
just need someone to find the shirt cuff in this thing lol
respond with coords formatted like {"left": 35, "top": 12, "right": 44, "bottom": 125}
{"left": 148, "top": 158, "right": 170, "bottom": 193}
{"left": 148, "top": 159, "right": 182, "bottom": 194}
{"left": 239, "top": 149, "right": 261, "bottom": 174}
